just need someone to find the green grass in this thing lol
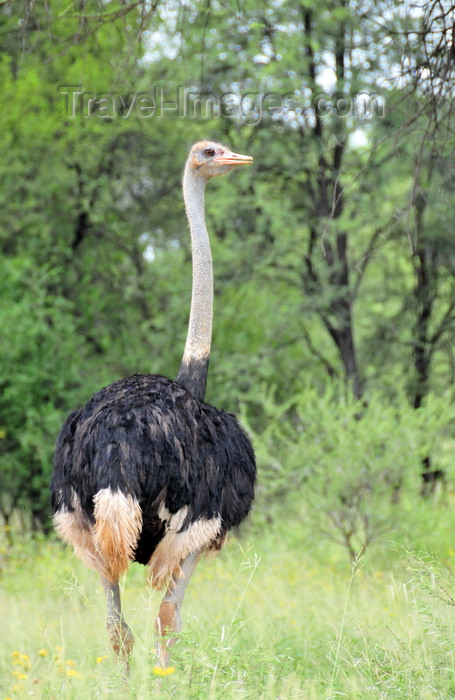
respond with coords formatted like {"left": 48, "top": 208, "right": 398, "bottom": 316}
{"left": 3, "top": 516, "right": 455, "bottom": 699}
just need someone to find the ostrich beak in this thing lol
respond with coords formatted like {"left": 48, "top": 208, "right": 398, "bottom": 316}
{"left": 213, "top": 150, "right": 253, "bottom": 166}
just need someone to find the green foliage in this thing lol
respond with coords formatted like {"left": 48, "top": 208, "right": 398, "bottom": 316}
{"left": 2, "top": 0, "right": 455, "bottom": 541}
{"left": 0, "top": 258, "right": 85, "bottom": 525}
{"left": 247, "top": 385, "right": 455, "bottom": 560}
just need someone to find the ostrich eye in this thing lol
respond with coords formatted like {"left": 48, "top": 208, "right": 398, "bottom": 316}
{"left": 203, "top": 148, "right": 215, "bottom": 157}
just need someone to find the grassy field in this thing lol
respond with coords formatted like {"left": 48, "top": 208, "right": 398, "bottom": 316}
{"left": 3, "top": 506, "right": 455, "bottom": 699}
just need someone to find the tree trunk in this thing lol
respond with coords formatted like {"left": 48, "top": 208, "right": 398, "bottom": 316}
{"left": 300, "top": 8, "right": 363, "bottom": 398}
{"left": 327, "top": 314, "right": 362, "bottom": 399}
{"left": 412, "top": 197, "right": 444, "bottom": 494}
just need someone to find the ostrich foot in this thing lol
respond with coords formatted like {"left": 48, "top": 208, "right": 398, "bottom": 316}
{"left": 108, "top": 619, "right": 135, "bottom": 661}
{"left": 153, "top": 551, "right": 201, "bottom": 669}
{"left": 100, "top": 575, "right": 133, "bottom": 671}
{"left": 155, "top": 600, "right": 181, "bottom": 668}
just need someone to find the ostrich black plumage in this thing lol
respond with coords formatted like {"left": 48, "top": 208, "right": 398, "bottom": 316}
{"left": 50, "top": 141, "right": 256, "bottom": 669}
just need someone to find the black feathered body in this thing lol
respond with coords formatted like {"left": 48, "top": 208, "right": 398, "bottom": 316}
{"left": 50, "top": 374, "right": 255, "bottom": 585}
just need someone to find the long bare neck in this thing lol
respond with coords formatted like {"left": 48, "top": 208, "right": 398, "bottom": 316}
{"left": 175, "top": 163, "right": 213, "bottom": 399}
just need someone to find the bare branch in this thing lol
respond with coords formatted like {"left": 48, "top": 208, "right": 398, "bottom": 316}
{"left": 352, "top": 227, "right": 384, "bottom": 300}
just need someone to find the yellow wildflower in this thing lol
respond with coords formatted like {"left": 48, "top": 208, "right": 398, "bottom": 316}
{"left": 153, "top": 666, "right": 176, "bottom": 677}
{"left": 11, "top": 652, "right": 21, "bottom": 659}
{"left": 17, "top": 654, "right": 30, "bottom": 670}
{"left": 66, "top": 659, "right": 76, "bottom": 667}
{"left": 12, "top": 671, "right": 28, "bottom": 680}
{"left": 38, "top": 649, "right": 48, "bottom": 657}
{"left": 66, "top": 669, "right": 81, "bottom": 678}
{"left": 96, "top": 655, "right": 108, "bottom": 664}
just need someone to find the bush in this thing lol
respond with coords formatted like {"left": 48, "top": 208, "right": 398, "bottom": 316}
{"left": 246, "top": 384, "right": 455, "bottom": 560}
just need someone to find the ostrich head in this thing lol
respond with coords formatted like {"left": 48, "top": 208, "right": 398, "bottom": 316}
{"left": 187, "top": 140, "right": 253, "bottom": 179}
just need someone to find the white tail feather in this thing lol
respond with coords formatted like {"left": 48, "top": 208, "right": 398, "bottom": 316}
{"left": 93, "top": 488, "right": 143, "bottom": 582}
{"left": 148, "top": 515, "right": 222, "bottom": 589}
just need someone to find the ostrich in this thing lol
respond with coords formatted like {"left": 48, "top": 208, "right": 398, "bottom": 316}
{"left": 50, "top": 141, "right": 256, "bottom": 669}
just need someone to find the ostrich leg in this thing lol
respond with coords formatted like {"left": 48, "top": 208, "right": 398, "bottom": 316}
{"left": 155, "top": 551, "right": 201, "bottom": 668}
{"left": 100, "top": 576, "right": 134, "bottom": 668}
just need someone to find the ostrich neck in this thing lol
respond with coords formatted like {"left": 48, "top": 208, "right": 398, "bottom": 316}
{"left": 176, "top": 165, "right": 213, "bottom": 399}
